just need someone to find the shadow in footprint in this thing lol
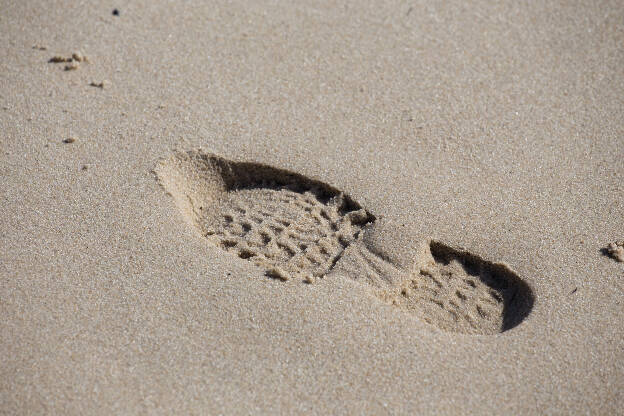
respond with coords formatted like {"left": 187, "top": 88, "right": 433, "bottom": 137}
{"left": 405, "top": 241, "right": 534, "bottom": 334}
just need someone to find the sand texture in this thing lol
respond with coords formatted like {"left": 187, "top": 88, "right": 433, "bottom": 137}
{"left": 1, "top": 0, "right": 623, "bottom": 414}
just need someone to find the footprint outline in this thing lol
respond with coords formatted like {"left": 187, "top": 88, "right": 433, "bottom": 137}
{"left": 154, "top": 150, "right": 534, "bottom": 335}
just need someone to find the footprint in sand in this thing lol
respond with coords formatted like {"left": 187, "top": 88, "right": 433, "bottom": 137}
{"left": 154, "top": 151, "right": 375, "bottom": 281}
{"left": 154, "top": 150, "right": 534, "bottom": 335}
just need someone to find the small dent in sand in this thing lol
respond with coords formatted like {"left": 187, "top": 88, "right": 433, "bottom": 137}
{"left": 49, "top": 56, "right": 71, "bottom": 63}
{"left": 49, "top": 51, "right": 89, "bottom": 70}
{"left": 90, "top": 80, "right": 109, "bottom": 89}
{"left": 63, "top": 137, "right": 76, "bottom": 144}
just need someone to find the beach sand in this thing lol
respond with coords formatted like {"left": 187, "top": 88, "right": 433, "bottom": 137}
{"left": 1, "top": 0, "right": 623, "bottom": 414}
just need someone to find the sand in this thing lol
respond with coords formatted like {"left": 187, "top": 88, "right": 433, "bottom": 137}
{"left": 1, "top": 0, "right": 623, "bottom": 414}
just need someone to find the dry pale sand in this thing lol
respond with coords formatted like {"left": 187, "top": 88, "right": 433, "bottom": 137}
{"left": 1, "top": 0, "right": 623, "bottom": 414}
